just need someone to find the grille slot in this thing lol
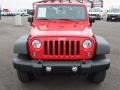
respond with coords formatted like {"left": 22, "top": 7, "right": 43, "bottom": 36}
{"left": 44, "top": 41, "right": 48, "bottom": 55}
{"left": 49, "top": 41, "right": 53, "bottom": 55}
{"left": 66, "top": 41, "right": 69, "bottom": 55}
{"left": 76, "top": 41, "right": 80, "bottom": 55}
{"left": 44, "top": 40, "right": 80, "bottom": 56}
{"left": 55, "top": 41, "right": 58, "bottom": 55}
{"left": 60, "top": 41, "right": 64, "bottom": 55}
{"left": 71, "top": 41, "right": 75, "bottom": 55}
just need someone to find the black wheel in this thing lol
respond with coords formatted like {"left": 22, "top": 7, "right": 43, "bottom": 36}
{"left": 17, "top": 70, "right": 34, "bottom": 83}
{"left": 87, "top": 70, "right": 106, "bottom": 83}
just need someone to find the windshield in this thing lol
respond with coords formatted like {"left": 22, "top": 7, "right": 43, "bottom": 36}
{"left": 108, "top": 8, "right": 120, "bottom": 13}
{"left": 37, "top": 5, "right": 87, "bottom": 20}
{"left": 90, "top": 8, "right": 101, "bottom": 12}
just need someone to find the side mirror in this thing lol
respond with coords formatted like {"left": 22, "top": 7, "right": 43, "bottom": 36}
{"left": 89, "top": 16, "right": 95, "bottom": 26}
{"left": 27, "top": 9, "right": 33, "bottom": 15}
{"left": 28, "top": 17, "right": 33, "bottom": 25}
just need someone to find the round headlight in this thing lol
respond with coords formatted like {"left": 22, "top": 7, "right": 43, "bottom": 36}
{"left": 83, "top": 40, "right": 92, "bottom": 49}
{"left": 32, "top": 40, "right": 41, "bottom": 48}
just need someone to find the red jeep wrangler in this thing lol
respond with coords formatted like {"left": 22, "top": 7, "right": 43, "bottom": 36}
{"left": 13, "top": 0, "right": 110, "bottom": 83}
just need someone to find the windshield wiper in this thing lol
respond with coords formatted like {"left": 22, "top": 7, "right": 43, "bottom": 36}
{"left": 56, "top": 19, "right": 79, "bottom": 23}
{"left": 38, "top": 18, "right": 52, "bottom": 20}
{"left": 38, "top": 18, "right": 80, "bottom": 23}
{"left": 38, "top": 18, "right": 56, "bottom": 22}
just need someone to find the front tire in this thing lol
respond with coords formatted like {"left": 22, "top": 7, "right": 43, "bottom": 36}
{"left": 87, "top": 70, "right": 106, "bottom": 83}
{"left": 17, "top": 71, "right": 34, "bottom": 83}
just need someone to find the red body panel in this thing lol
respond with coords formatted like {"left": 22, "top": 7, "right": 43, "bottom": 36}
{"left": 28, "top": 3, "right": 96, "bottom": 61}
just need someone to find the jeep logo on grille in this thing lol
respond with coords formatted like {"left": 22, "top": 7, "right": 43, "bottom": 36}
{"left": 58, "top": 38, "right": 66, "bottom": 40}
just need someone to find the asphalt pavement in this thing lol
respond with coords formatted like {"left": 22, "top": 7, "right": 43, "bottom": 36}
{"left": 0, "top": 16, "right": 120, "bottom": 90}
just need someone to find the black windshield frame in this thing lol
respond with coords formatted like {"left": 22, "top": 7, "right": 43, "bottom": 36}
{"left": 35, "top": 4, "right": 88, "bottom": 21}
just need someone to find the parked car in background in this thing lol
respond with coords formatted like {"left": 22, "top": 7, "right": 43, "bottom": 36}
{"left": 89, "top": 8, "right": 103, "bottom": 20}
{"left": 107, "top": 8, "right": 120, "bottom": 21}
{"left": 1, "top": 9, "right": 11, "bottom": 16}
{"left": 1, "top": 9, "right": 30, "bottom": 16}
{"left": 13, "top": 9, "right": 29, "bottom": 16}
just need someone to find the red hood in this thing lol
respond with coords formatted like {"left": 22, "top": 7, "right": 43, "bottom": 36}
{"left": 32, "top": 20, "right": 90, "bottom": 31}
{"left": 30, "top": 27, "right": 93, "bottom": 37}
{"left": 31, "top": 20, "right": 93, "bottom": 37}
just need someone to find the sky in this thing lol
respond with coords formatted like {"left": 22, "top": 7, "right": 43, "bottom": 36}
{"left": 104, "top": 0, "right": 120, "bottom": 8}
{"left": 0, "top": 0, "right": 120, "bottom": 10}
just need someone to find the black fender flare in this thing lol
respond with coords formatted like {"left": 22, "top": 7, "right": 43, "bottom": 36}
{"left": 94, "top": 35, "right": 110, "bottom": 55}
{"left": 14, "top": 35, "right": 29, "bottom": 54}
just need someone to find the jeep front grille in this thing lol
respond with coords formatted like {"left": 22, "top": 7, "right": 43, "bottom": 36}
{"left": 44, "top": 41, "right": 80, "bottom": 56}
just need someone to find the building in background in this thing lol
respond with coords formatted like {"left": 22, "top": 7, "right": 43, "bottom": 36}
{"left": 93, "top": 0, "right": 103, "bottom": 8}
{"left": 85, "top": 0, "right": 103, "bottom": 10}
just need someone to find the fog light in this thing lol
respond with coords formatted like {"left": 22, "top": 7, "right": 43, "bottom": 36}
{"left": 87, "top": 52, "right": 91, "bottom": 57}
{"left": 46, "top": 67, "right": 52, "bottom": 72}
{"left": 72, "top": 67, "right": 78, "bottom": 72}
{"left": 32, "top": 52, "right": 37, "bottom": 56}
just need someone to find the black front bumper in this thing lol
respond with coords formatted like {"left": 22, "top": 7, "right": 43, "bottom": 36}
{"left": 13, "top": 58, "right": 110, "bottom": 74}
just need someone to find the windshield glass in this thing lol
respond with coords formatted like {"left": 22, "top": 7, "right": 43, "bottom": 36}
{"left": 90, "top": 8, "right": 101, "bottom": 12}
{"left": 108, "top": 8, "right": 120, "bottom": 13}
{"left": 37, "top": 5, "right": 87, "bottom": 20}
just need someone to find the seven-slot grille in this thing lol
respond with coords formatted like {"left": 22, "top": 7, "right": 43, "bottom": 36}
{"left": 44, "top": 41, "right": 80, "bottom": 56}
